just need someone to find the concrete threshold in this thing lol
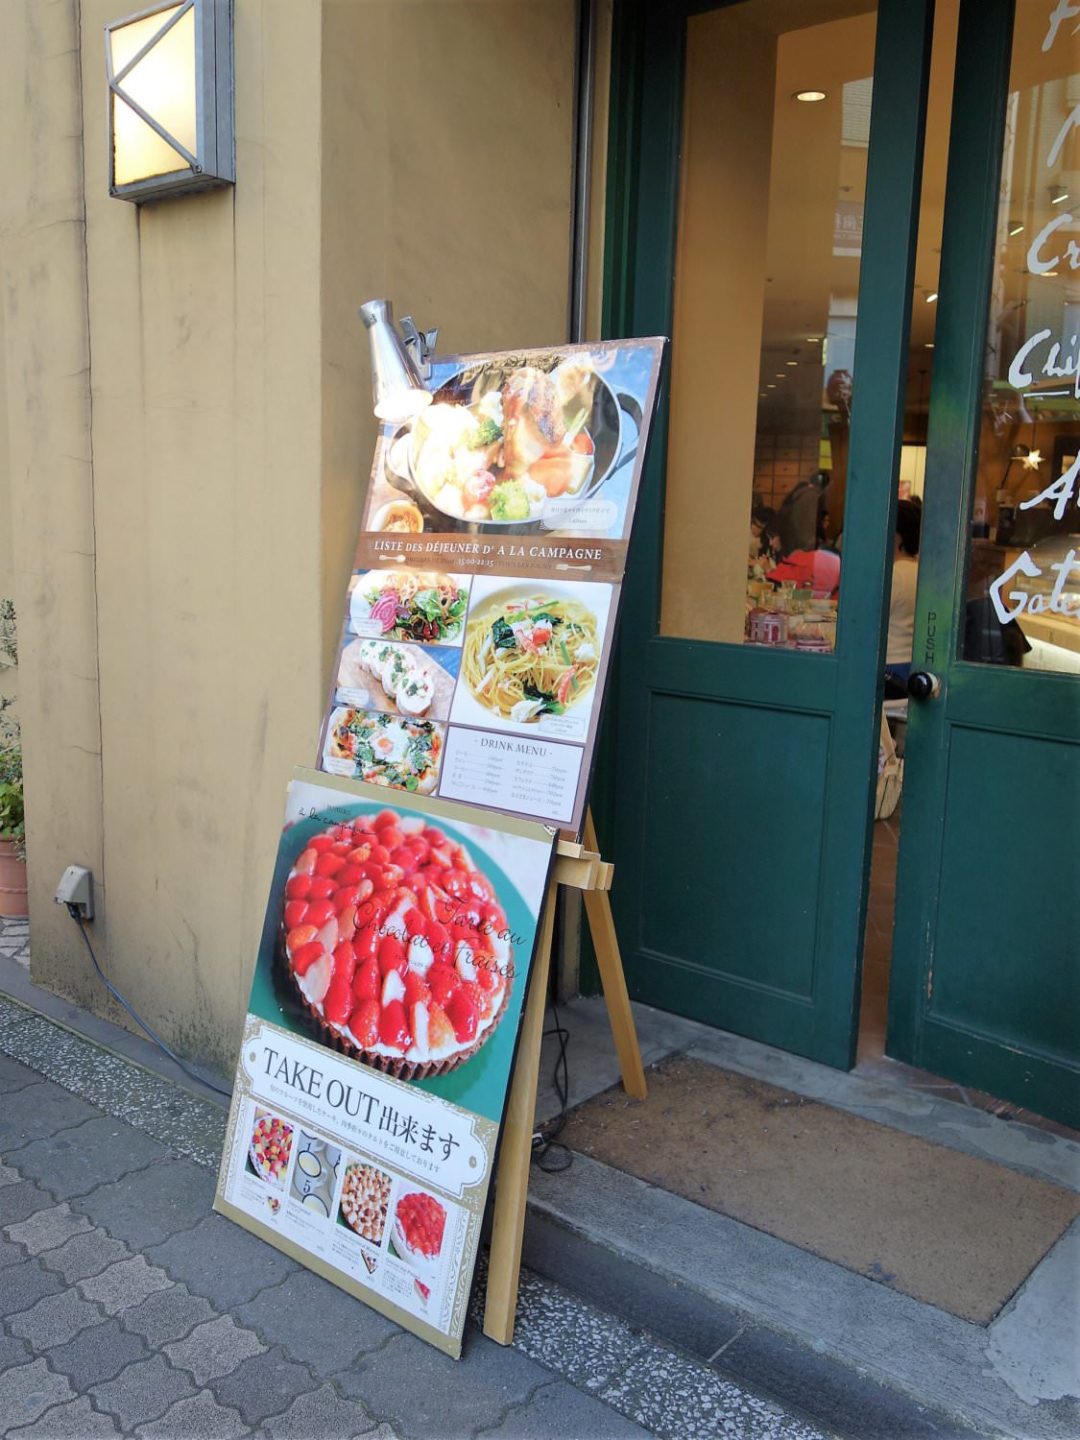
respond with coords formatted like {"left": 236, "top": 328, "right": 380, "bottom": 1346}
{"left": 528, "top": 998, "right": 1080, "bottom": 1440}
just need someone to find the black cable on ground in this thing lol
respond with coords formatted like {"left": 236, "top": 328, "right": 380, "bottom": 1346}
{"left": 68, "top": 907, "right": 232, "bottom": 1099}
{"left": 532, "top": 1001, "right": 573, "bottom": 1173}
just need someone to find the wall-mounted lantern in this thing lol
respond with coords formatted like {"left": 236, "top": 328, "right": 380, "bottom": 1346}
{"left": 106, "top": 0, "right": 234, "bottom": 203}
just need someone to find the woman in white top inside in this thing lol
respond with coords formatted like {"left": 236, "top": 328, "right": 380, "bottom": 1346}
{"left": 885, "top": 498, "right": 922, "bottom": 692}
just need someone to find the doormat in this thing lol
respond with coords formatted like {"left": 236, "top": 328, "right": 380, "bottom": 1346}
{"left": 559, "top": 1056, "right": 1080, "bottom": 1324}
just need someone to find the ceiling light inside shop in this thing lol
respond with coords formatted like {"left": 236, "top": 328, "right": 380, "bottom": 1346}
{"left": 926, "top": 292, "right": 938, "bottom": 303}
{"left": 806, "top": 336, "right": 820, "bottom": 343}
{"left": 1009, "top": 222, "right": 1024, "bottom": 235}
{"left": 794, "top": 90, "right": 827, "bottom": 102}
{"left": 786, "top": 360, "right": 798, "bottom": 366}
{"left": 1050, "top": 186, "right": 1069, "bottom": 204}
{"left": 767, "top": 384, "right": 777, "bottom": 389}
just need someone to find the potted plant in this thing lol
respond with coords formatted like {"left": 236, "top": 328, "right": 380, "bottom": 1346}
{"left": 0, "top": 599, "right": 25, "bottom": 917}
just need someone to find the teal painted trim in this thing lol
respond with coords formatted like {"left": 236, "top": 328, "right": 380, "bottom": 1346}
{"left": 887, "top": 0, "right": 1015, "bottom": 1062}
{"left": 595, "top": 0, "right": 933, "bottom": 1068}
{"left": 919, "top": 1021, "right": 1079, "bottom": 1131}
{"left": 820, "top": 0, "right": 936, "bottom": 1065}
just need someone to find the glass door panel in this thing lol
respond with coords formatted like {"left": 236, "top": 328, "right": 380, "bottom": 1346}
{"left": 660, "top": 2, "right": 879, "bottom": 653}
{"left": 962, "top": 7, "right": 1080, "bottom": 674}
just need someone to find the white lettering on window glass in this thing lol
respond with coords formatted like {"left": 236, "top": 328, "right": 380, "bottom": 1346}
{"left": 1043, "top": 0, "right": 1080, "bottom": 52}
{"left": 1018, "top": 452, "right": 1080, "bottom": 520}
{"left": 989, "top": 550, "right": 1080, "bottom": 625}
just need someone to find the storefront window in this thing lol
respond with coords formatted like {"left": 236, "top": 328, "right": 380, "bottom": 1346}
{"left": 659, "top": 2, "right": 878, "bottom": 651}
{"left": 963, "top": 2, "right": 1080, "bottom": 675}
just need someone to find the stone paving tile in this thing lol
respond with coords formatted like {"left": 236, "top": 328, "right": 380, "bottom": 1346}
{"left": 0, "top": 1179, "right": 58, "bottom": 1228}
{"left": 0, "top": 1358, "right": 76, "bottom": 1431}
{"left": 0, "top": 1234, "right": 30, "bottom": 1268}
{"left": 599, "top": 1342, "right": 832, "bottom": 1440}
{"left": 148, "top": 1213, "right": 297, "bottom": 1309}
{"left": 506, "top": 1268, "right": 647, "bottom": 1395}
{"left": 164, "top": 1313, "right": 267, "bottom": 1386}
{"left": 70, "top": 1158, "right": 216, "bottom": 1249}
{"left": 0, "top": 1051, "right": 41, "bottom": 1093}
{"left": 9, "top": 1115, "right": 168, "bottom": 1200}
{"left": 0, "top": 1257, "right": 65, "bottom": 1315}
{"left": 45, "top": 1316, "right": 150, "bottom": 1390}
{"left": 479, "top": 1378, "right": 651, "bottom": 1439}
{"left": 210, "top": 1345, "right": 320, "bottom": 1426}
{"left": 40, "top": 1230, "right": 132, "bottom": 1285}
{"left": 6, "top": 1202, "right": 92, "bottom": 1255}
{"left": 260, "top": 1381, "right": 380, "bottom": 1439}
{"left": 137, "top": 1388, "right": 250, "bottom": 1438}
{"left": 235, "top": 1269, "right": 398, "bottom": 1376}
{"left": 78, "top": 1254, "right": 172, "bottom": 1315}
{"left": 7, "top": 1395, "right": 121, "bottom": 1438}
{"left": 89, "top": 1353, "right": 197, "bottom": 1431}
{"left": 0, "top": 1331, "right": 34, "bottom": 1368}
{"left": 0, "top": 1082, "right": 101, "bottom": 1152}
{"left": 118, "top": 1284, "right": 217, "bottom": 1349}
{"left": 334, "top": 1328, "right": 555, "bottom": 1440}
{"left": 0, "top": 1014, "right": 227, "bottom": 1167}
{"left": 8, "top": 1288, "right": 106, "bottom": 1350}
{"left": 0, "top": 1158, "right": 21, "bottom": 1186}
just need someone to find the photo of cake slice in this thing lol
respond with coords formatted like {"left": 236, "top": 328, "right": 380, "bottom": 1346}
{"left": 280, "top": 808, "right": 513, "bottom": 1080}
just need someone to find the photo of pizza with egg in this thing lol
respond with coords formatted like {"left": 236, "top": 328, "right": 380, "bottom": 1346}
{"left": 323, "top": 707, "right": 445, "bottom": 795}
{"left": 280, "top": 808, "right": 514, "bottom": 1081}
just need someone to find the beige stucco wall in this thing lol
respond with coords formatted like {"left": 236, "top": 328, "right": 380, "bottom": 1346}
{"left": 0, "top": 0, "right": 575, "bottom": 1074}
{"left": 0, "top": 291, "right": 15, "bottom": 714}
{"left": 0, "top": 1, "right": 104, "bottom": 982}
{"left": 319, "top": 0, "right": 576, "bottom": 664}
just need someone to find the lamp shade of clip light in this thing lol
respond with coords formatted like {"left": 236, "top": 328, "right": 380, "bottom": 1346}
{"left": 360, "top": 300, "right": 433, "bottom": 423}
{"left": 106, "top": 0, "right": 234, "bottom": 203}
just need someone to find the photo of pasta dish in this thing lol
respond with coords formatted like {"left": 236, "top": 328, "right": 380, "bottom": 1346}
{"left": 462, "top": 593, "right": 600, "bottom": 723}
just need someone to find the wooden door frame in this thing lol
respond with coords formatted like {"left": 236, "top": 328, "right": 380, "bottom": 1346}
{"left": 590, "top": 0, "right": 936, "bottom": 1068}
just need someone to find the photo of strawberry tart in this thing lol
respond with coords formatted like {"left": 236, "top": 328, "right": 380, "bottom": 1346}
{"left": 392, "top": 1190, "right": 447, "bottom": 1301}
{"left": 280, "top": 809, "right": 514, "bottom": 1080}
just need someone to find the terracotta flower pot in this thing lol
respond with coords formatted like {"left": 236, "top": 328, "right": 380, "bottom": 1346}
{"left": 0, "top": 836, "right": 28, "bottom": 917}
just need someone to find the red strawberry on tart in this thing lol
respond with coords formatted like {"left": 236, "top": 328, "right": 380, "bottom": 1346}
{"left": 281, "top": 810, "right": 512, "bottom": 1080}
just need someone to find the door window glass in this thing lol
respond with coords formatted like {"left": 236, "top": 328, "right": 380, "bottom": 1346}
{"left": 659, "top": 2, "right": 878, "bottom": 651}
{"left": 963, "top": 2, "right": 1080, "bottom": 675}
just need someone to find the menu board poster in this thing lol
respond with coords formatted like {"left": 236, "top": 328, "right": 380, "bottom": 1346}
{"left": 214, "top": 768, "right": 556, "bottom": 1357}
{"left": 356, "top": 337, "right": 665, "bottom": 584}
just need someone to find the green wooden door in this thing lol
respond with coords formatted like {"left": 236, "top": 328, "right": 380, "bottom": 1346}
{"left": 888, "top": 0, "right": 1080, "bottom": 1128}
{"left": 595, "top": 0, "right": 934, "bottom": 1068}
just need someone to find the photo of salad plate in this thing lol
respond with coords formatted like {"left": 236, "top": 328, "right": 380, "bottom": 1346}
{"left": 350, "top": 571, "right": 470, "bottom": 648}
{"left": 379, "top": 356, "right": 642, "bottom": 536}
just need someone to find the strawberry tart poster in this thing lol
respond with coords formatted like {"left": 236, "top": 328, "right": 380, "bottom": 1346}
{"left": 215, "top": 768, "right": 555, "bottom": 1357}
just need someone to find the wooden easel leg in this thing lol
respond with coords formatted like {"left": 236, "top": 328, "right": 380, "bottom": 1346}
{"left": 483, "top": 875, "right": 557, "bottom": 1346}
{"left": 582, "top": 810, "right": 647, "bottom": 1101}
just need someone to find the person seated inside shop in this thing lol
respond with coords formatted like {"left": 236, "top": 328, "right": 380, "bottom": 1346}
{"left": 884, "top": 498, "right": 922, "bottom": 693}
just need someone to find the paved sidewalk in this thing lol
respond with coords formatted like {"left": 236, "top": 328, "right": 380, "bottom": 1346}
{"left": 0, "top": 991, "right": 832, "bottom": 1440}
{"left": 0, "top": 918, "right": 29, "bottom": 969}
